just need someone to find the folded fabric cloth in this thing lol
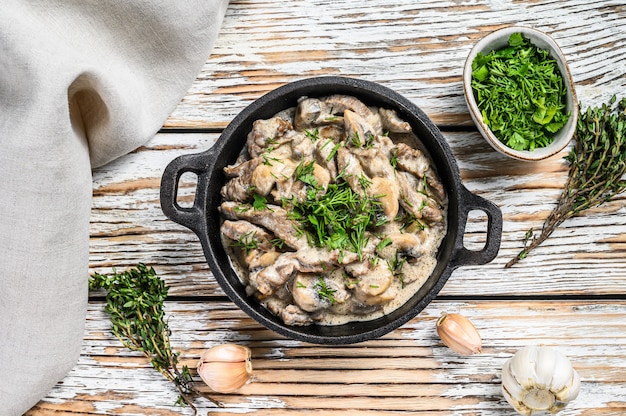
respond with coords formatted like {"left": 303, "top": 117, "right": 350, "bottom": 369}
{"left": 0, "top": 1, "right": 228, "bottom": 413}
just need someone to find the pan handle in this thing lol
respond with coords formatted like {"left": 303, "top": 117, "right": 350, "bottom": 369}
{"left": 160, "top": 149, "right": 216, "bottom": 236}
{"left": 449, "top": 185, "right": 502, "bottom": 269}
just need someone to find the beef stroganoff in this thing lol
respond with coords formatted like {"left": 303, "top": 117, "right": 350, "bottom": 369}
{"left": 219, "top": 95, "right": 447, "bottom": 326}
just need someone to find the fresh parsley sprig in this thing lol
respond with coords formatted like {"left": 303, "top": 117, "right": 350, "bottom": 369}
{"left": 506, "top": 96, "right": 626, "bottom": 267}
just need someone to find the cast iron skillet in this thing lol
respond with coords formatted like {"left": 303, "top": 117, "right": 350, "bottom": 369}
{"left": 160, "top": 76, "right": 502, "bottom": 344}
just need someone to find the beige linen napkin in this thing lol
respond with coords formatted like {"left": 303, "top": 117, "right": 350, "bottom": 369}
{"left": 0, "top": 1, "right": 228, "bottom": 413}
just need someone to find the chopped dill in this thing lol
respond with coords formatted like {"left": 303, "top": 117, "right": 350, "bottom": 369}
{"left": 231, "top": 231, "right": 258, "bottom": 255}
{"left": 304, "top": 128, "right": 320, "bottom": 142}
{"left": 314, "top": 277, "right": 337, "bottom": 304}
{"left": 290, "top": 178, "right": 381, "bottom": 260}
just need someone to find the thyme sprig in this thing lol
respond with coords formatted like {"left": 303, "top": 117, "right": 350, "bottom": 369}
{"left": 506, "top": 96, "right": 626, "bottom": 267}
{"left": 89, "top": 264, "right": 221, "bottom": 413}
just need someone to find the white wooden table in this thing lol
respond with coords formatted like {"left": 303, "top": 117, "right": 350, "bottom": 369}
{"left": 29, "top": 1, "right": 626, "bottom": 415}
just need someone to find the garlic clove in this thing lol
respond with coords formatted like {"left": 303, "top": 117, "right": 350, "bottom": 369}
{"left": 508, "top": 343, "right": 538, "bottom": 387}
{"left": 501, "top": 345, "right": 580, "bottom": 415}
{"left": 555, "top": 369, "right": 581, "bottom": 403}
{"left": 197, "top": 344, "right": 253, "bottom": 393}
{"left": 201, "top": 343, "right": 251, "bottom": 363}
{"left": 198, "top": 361, "right": 252, "bottom": 393}
{"left": 547, "top": 349, "right": 576, "bottom": 391}
{"left": 435, "top": 312, "right": 482, "bottom": 355}
{"left": 501, "top": 359, "right": 524, "bottom": 399}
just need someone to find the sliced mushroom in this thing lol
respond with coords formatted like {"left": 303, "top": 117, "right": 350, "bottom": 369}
{"left": 379, "top": 107, "right": 412, "bottom": 133}
{"left": 336, "top": 146, "right": 368, "bottom": 196}
{"left": 281, "top": 304, "right": 314, "bottom": 326}
{"left": 294, "top": 97, "right": 322, "bottom": 130}
{"left": 396, "top": 171, "right": 443, "bottom": 224}
{"left": 294, "top": 97, "right": 345, "bottom": 130}
{"left": 323, "top": 94, "right": 372, "bottom": 117}
{"left": 312, "top": 162, "right": 331, "bottom": 192}
{"left": 377, "top": 232, "right": 424, "bottom": 261}
{"left": 221, "top": 220, "right": 274, "bottom": 252}
{"left": 353, "top": 146, "right": 395, "bottom": 179}
{"left": 247, "top": 116, "right": 293, "bottom": 158}
{"left": 321, "top": 95, "right": 383, "bottom": 135}
{"left": 367, "top": 177, "right": 400, "bottom": 221}
{"left": 251, "top": 157, "right": 298, "bottom": 197}
{"left": 314, "top": 139, "right": 339, "bottom": 180}
{"left": 344, "top": 109, "right": 378, "bottom": 147}
{"left": 289, "top": 130, "right": 316, "bottom": 159}
{"left": 291, "top": 274, "right": 349, "bottom": 313}
{"left": 248, "top": 251, "right": 282, "bottom": 272}
{"left": 345, "top": 261, "right": 395, "bottom": 305}
{"left": 394, "top": 142, "right": 446, "bottom": 203}
{"left": 223, "top": 156, "right": 262, "bottom": 179}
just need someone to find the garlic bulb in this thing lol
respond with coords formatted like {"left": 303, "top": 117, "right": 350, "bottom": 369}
{"left": 197, "top": 344, "right": 253, "bottom": 393}
{"left": 436, "top": 312, "right": 482, "bottom": 355}
{"left": 501, "top": 345, "right": 580, "bottom": 415}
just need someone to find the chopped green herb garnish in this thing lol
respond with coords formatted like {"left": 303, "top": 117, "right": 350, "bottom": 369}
{"left": 471, "top": 33, "right": 570, "bottom": 151}
{"left": 314, "top": 277, "right": 337, "bottom": 304}
{"left": 261, "top": 145, "right": 284, "bottom": 166}
{"left": 387, "top": 250, "right": 407, "bottom": 288}
{"left": 327, "top": 142, "right": 342, "bottom": 161}
{"left": 350, "top": 131, "right": 361, "bottom": 147}
{"left": 358, "top": 174, "right": 372, "bottom": 190}
{"left": 235, "top": 204, "right": 251, "bottom": 213}
{"left": 231, "top": 231, "right": 258, "bottom": 255}
{"left": 271, "top": 237, "right": 285, "bottom": 249}
{"left": 295, "top": 160, "right": 319, "bottom": 188}
{"left": 364, "top": 132, "right": 376, "bottom": 149}
{"left": 390, "top": 149, "right": 399, "bottom": 170}
{"left": 290, "top": 179, "right": 379, "bottom": 260}
{"left": 304, "top": 128, "right": 320, "bottom": 142}
{"left": 376, "top": 237, "right": 393, "bottom": 251}
{"left": 252, "top": 194, "right": 268, "bottom": 210}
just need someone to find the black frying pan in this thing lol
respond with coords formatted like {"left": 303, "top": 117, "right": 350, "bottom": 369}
{"left": 160, "top": 76, "right": 502, "bottom": 344}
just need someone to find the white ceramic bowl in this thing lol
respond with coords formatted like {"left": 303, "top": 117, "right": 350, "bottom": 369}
{"left": 463, "top": 26, "right": 578, "bottom": 161}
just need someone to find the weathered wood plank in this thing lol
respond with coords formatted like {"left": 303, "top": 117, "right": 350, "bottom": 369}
{"left": 164, "top": 0, "right": 626, "bottom": 129}
{"left": 62, "top": 2, "right": 626, "bottom": 415}
{"left": 90, "top": 131, "right": 626, "bottom": 297}
{"left": 31, "top": 300, "right": 626, "bottom": 415}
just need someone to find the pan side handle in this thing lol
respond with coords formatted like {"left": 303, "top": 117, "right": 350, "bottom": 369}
{"left": 449, "top": 185, "right": 503, "bottom": 269}
{"left": 160, "top": 150, "right": 216, "bottom": 237}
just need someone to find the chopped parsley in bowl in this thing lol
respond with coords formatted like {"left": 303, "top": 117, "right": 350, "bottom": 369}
{"left": 463, "top": 26, "right": 578, "bottom": 161}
